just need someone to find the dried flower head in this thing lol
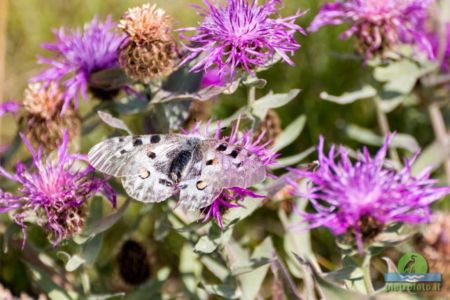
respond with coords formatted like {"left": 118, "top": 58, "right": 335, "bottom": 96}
{"left": 32, "top": 17, "right": 125, "bottom": 113}
{"left": 119, "top": 4, "right": 179, "bottom": 82}
{"left": 309, "top": 0, "right": 433, "bottom": 60}
{"left": 0, "top": 132, "right": 116, "bottom": 245}
{"left": 20, "top": 82, "right": 81, "bottom": 152}
{"left": 255, "top": 109, "right": 282, "bottom": 148}
{"left": 288, "top": 136, "right": 450, "bottom": 251}
{"left": 179, "top": 0, "right": 305, "bottom": 80}
{"left": 187, "top": 120, "right": 277, "bottom": 227}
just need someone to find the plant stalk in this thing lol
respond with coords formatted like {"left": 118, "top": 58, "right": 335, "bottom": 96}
{"left": 428, "top": 102, "right": 450, "bottom": 183}
{"left": 362, "top": 254, "right": 375, "bottom": 295}
{"left": 374, "top": 98, "right": 400, "bottom": 165}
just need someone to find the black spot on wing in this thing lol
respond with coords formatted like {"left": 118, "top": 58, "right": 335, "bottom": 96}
{"left": 120, "top": 149, "right": 127, "bottom": 155}
{"left": 206, "top": 159, "right": 214, "bottom": 165}
{"left": 159, "top": 178, "right": 173, "bottom": 187}
{"left": 229, "top": 148, "right": 241, "bottom": 158}
{"left": 151, "top": 135, "right": 161, "bottom": 143}
{"left": 133, "top": 138, "right": 143, "bottom": 146}
{"left": 216, "top": 144, "right": 227, "bottom": 151}
{"left": 147, "top": 152, "right": 156, "bottom": 159}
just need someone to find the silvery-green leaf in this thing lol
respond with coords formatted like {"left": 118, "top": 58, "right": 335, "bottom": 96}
{"left": 200, "top": 256, "right": 230, "bottom": 281}
{"left": 346, "top": 125, "right": 419, "bottom": 153}
{"left": 272, "top": 115, "right": 306, "bottom": 152}
{"left": 377, "top": 92, "right": 409, "bottom": 113}
{"left": 180, "top": 244, "right": 202, "bottom": 295}
{"left": 222, "top": 196, "right": 264, "bottom": 227}
{"left": 114, "top": 93, "right": 149, "bottom": 115}
{"left": 412, "top": 140, "right": 449, "bottom": 175}
{"left": 373, "top": 60, "right": 431, "bottom": 94}
{"left": 243, "top": 76, "right": 267, "bottom": 89}
{"left": 74, "top": 199, "right": 130, "bottom": 244}
{"left": 271, "top": 256, "right": 302, "bottom": 300}
{"left": 200, "top": 283, "right": 241, "bottom": 299}
{"left": 97, "top": 111, "right": 132, "bottom": 135}
{"left": 293, "top": 254, "right": 368, "bottom": 300}
{"left": 271, "top": 147, "right": 315, "bottom": 169}
{"left": 162, "top": 65, "right": 203, "bottom": 93}
{"left": 236, "top": 237, "right": 273, "bottom": 300}
{"left": 320, "top": 85, "right": 376, "bottom": 105}
{"left": 64, "top": 233, "right": 103, "bottom": 272}
{"left": 252, "top": 89, "right": 301, "bottom": 119}
{"left": 194, "top": 223, "right": 233, "bottom": 254}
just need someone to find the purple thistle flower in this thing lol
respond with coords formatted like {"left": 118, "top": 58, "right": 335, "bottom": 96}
{"left": 288, "top": 136, "right": 450, "bottom": 252}
{"left": 186, "top": 120, "right": 277, "bottom": 227}
{"left": 179, "top": 0, "right": 305, "bottom": 80}
{"left": 0, "top": 101, "right": 21, "bottom": 117}
{"left": 32, "top": 17, "right": 126, "bottom": 113}
{"left": 309, "top": 0, "right": 434, "bottom": 60}
{"left": 0, "top": 131, "right": 116, "bottom": 245}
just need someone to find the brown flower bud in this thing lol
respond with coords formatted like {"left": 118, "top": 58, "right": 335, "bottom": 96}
{"left": 118, "top": 4, "right": 179, "bottom": 82}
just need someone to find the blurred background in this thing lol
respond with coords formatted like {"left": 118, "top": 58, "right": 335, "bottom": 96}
{"left": 0, "top": 0, "right": 448, "bottom": 298}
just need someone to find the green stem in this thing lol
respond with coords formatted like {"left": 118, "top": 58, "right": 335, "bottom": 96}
{"left": 374, "top": 97, "right": 401, "bottom": 165}
{"left": 362, "top": 254, "right": 375, "bottom": 295}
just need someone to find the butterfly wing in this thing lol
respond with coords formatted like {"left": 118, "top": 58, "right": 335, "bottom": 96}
{"left": 177, "top": 140, "right": 267, "bottom": 210}
{"left": 89, "top": 134, "right": 189, "bottom": 203}
{"left": 88, "top": 135, "right": 180, "bottom": 177}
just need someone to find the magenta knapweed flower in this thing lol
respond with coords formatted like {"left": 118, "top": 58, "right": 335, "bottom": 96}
{"left": 32, "top": 17, "right": 125, "bottom": 113}
{"left": 288, "top": 136, "right": 450, "bottom": 251}
{"left": 0, "top": 101, "right": 21, "bottom": 117}
{"left": 0, "top": 132, "right": 116, "bottom": 245}
{"left": 187, "top": 120, "right": 277, "bottom": 227}
{"left": 180, "top": 0, "right": 305, "bottom": 80}
{"left": 309, "top": 0, "right": 433, "bottom": 60}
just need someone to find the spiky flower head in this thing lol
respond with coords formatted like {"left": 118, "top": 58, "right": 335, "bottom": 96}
{"left": 187, "top": 120, "right": 277, "bottom": 227}
{"left": 118, "top": 4, "right": 179, "bottom": 83}
{"left": 288, "top": 136, "right": 450, "bottom": 251}
{"left": 21, "top": 82, "right": 81, "bottom": 152}
{"left": 309, "top": 0, "right": 433, "bottom": 60}
{"left": 0, "top": 132, "right": 116, "bottom": 245}
{"left": 179, "top": 0, "right": 305, "bottom": 81}
{"left": 32, "top": 17, "right": 125, "bottom": 113}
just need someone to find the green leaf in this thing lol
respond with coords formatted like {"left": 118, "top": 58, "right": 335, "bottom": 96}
{"left": 113, "top": 94, "right": 148, "bottom": 115}
{"left": 412, "top": 141, "right": 449, "bottom": 175}
{"left": 64, "top": 233, "right": 103, "bottom": 272}
{"left": 243, "top": 76, "right": 267, "bottom": 89}
{"left": 373, "top": 60, "right": 431, "bottom": 94}
{"left": 252, "top": 89, "right": 301, "bottom": 119}
{"left": 87, "top": 293, "right": 125, "bottom": 300}
{"left": 273, "top": 115, "right": 306, "bottom": 152}
{"left": 180, "top": 244, "right": 202, "bottom": 295}
{"left": 201, "top": 283, "right": 241, "bottom": 299}
{"left": 200, "top": 256, "right": 230, "bottom": 281}
{"left": 97, "top": 111, "right": 132, "bottom": 135}
{"left": 236, "top": 238, "right": 273, "bottom": 300}
{"left": 271, "top": 147, "right": 315, "bottom": 169}
{"left": 74, "top": 199, "right": 130, "bottom": 244}
{"left": 320, "top": 85, "right": 376, "bottom": 104}
{"left": 194, "top": 223, "right": 233, "bottom": 254}
{"left": 346, "top": 125, "right": 419, "bottom": 153}
{"left": 293, "top": 254, "right": 368, "bottom": 300}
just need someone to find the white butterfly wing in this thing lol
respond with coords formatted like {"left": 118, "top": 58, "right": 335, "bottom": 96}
{"left": 89, "top": 134, "right": 185, "bottom": 203}
{"left": 177, "top": 140, "right": 267, "bottom": 210}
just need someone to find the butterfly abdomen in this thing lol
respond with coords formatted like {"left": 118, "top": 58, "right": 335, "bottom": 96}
{"left": 169, "top": 150, "right": 193, "bottom": 182}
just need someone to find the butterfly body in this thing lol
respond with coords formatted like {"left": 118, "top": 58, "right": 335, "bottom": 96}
{"left": 88, "top": 134, "right": 266, "bottom": 210}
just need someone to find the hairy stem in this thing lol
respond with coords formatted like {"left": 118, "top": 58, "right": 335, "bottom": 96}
{"left": 374, "top": 98, "right": 400, "bottom": 165}
{"left": 362, "top": 254, "right": 375, "bottom": 295}
{"left": 428, "top": 103, "right": 450, "bottom": 183}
